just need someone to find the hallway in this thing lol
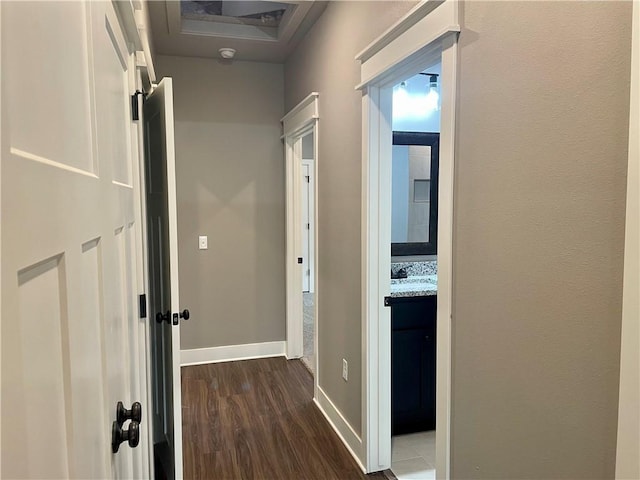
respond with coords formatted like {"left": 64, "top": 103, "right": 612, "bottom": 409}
{"left": 181, "top": 357, "right": 385, "bottom": 479}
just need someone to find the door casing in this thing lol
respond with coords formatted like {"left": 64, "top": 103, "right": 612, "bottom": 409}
{"left": 357, "top": 0, "right": 460, "bottom": 475}
{"left": 282, "top": 93, "right": 319, "bottom": 386}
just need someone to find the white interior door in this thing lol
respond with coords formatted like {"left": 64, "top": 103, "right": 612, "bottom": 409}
{"left": 143, "top": 77, "right": 184, "bottom": 479}
{"left": 1, "top": 1, "right": 146, "bottom": 477}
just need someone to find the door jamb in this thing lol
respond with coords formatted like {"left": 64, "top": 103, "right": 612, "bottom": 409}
{"left": 282, "top": 93, "right": 319, "bottom": 376}
{"left": 357, "top": 1, "right": 459, "bottom": 476}
{"left": 302, "top": 158, "right": 315, "bottom": 293}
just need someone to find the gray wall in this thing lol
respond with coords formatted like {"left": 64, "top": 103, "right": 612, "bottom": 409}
{"left": 285, "top": 0, "right": 419, "bottom": 434}
{"left": 451, "top": 2, "right": 630, "bottom": 477}
{"left": 156, "top": 55, "right": 286, "bottom": 350}
{"left": 285, "top": 0, "right": 631, "bottom": 476}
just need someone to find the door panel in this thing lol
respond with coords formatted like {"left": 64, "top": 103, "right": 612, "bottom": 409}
{"left": 1, "top": 1, "right": 146, "bottom": 478}
{"left": 5, "top": 1, "right": 96, "bottom": 174}
{"left": 144, "top": 78, "right": 183, "bottom": 479}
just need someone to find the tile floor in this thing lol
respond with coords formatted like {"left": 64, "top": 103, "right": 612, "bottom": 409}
{"left": 391, "top": 430, "right": 436, "bottom": 480}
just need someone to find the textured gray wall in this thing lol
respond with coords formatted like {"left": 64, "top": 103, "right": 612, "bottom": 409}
{"left": 451, "top": 2, "right": 630, "bottom": 477}
{"left": 285, "top": 0, "right": 631, "bottom": 475}
{"left": 156, "top": 55, "right": 286, "bottom": 350}
{"left": 284, "top": 1, "right": 419, "bottom": 435}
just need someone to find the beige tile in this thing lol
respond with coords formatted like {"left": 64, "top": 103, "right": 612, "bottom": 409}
{"left": 392, "top": 435, "right": 421, "bottom": 462}
{"left": 404, "top": 431, "right": 436, "bottom": 464}
{"left": 391, "top": 457, "right": 435, "bottom": 480}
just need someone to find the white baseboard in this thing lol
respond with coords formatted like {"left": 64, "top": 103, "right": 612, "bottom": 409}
{"left": 314, "top": 386, "right": 366, "bottom": 474}
{"left": 181, "top": 341, "right": 286, "bottom": 366}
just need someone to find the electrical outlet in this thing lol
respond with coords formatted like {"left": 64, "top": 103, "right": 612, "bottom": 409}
{"left": 198, "top": 235, "right": 208, "bottom": 250}
{"left": 342, "top": 359, "right": 348, "bottom": 381}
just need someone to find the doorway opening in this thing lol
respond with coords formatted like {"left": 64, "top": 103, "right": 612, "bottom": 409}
{"left": 283, "top": 93, "right": 319, "bottom": 387}
{"left": 357, "top": 1, "right": 459, "bottom": 476}
{"left": 301, "top": 132, "right": 316, "bottom": 374}
{"left": 389, "top": 66, "right": 441, "bottom": 480}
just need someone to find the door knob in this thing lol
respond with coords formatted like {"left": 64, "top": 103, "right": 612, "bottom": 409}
{"left": 117, "top": 401, "right": 142, "bottom": 426}
{"left": 155, "top": 310, "right": 170, "bottom": 324}
{"left": 112, "top": 420, "right": 139, "bottom": 453}
{"left": 172, "top": 309, "right": 190, "bottom": 325}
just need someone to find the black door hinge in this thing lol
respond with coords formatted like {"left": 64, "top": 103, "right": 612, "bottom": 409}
{"left": 139, "top": 294, "right": 147, "bottom": 318}
{"left": 384, "top": 296, "right": 392, "bottom": 307}
{"left": 131, "top": 90, "right": 145, "bottom": 121}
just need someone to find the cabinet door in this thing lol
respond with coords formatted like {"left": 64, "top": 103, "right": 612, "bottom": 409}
{"left": 391, "top": 297, "right": 437, "bottom": 435}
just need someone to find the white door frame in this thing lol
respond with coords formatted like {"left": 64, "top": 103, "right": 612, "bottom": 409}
{"left": 116, "top": 3, "right": 158, "bottom": 476}
{"left": 357, "top": 1, "right": 459, "bottom": 476}
{"left": 302, "top": 159, "right": 316, "bottom": 293}
{"left": 282, "top": 93, "right": 319, "bottom": 370}
{"left": 616, "top": 0, "right": 640, "bottom": 477}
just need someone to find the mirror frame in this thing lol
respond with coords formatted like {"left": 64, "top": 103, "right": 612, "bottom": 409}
{"left": 391, "top": 131, "right": 440, "bottom": 256}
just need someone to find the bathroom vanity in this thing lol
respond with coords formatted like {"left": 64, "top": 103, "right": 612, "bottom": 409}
{"left": 389, "top": 265, "right": 437, "bottom": 435}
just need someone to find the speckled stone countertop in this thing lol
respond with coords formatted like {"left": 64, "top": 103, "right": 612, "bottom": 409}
{"left": 390, "top": 261, "right": 437, "bottom": 298}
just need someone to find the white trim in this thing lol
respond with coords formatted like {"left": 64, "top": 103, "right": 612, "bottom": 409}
{"left": 314, "top": 387, "right": 366, "bottom": 474}
{"left": 356, "top": 1, "right": 443, "bottom": 62}
{"left": 133, "top": 65, "right": 155, "bottom": 479}
{"left": 361, "top": 84, "right": 393, "bottom": 472}
{"left": 615, "top": 0, "right": 640, "bottom": 478}
{"left": 302, "top": 159, "right": 315, "bottom": 293}
{"left": 312, "top": 122, "right": 320, "bottom": 395}
{"left": 282, "top": 94, "right": 320, "bottom": 363}
{"left": 134, "top": 2, "right": 156, "bottom": 83}
{"left": 282, "top": 92, "right": 319, "bottom": 134}
{"left": 180, "top": 341, "right": 286, "bottom": 366}
{"left": 435, "top": 33, "right": 457, "bottom": 480}
{"left": 284, "top": 133, "right": 304, "bottom": 359}
{"left": 359, "top": 1, "right": 457, "bottom": 476}
{"left": 112, "top": 0, "right": 143, "bottom": 52}
{"left": 356, "top": 1, "right": 459, "bottom": 90}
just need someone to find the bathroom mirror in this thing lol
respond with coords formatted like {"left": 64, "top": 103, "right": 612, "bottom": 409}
{"left": 391, "top": 131, "right": 439, "bottom": 255}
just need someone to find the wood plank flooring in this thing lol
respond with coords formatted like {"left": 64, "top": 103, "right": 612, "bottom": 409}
{"left": 182, "top": 357, "right": 387, "bottom": 479}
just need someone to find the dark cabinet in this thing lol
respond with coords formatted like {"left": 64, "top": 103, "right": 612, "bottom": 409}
{"left": 391, "top": 295, "right": 437, "bottom": 435}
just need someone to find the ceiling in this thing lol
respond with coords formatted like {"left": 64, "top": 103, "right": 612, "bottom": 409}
{"left": 148, "top": 0, "right": 328, "bottom": 63}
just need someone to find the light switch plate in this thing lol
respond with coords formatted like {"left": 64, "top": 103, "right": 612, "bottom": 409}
{"left": 198, "top": 235, "right": 208, "bottom": 250}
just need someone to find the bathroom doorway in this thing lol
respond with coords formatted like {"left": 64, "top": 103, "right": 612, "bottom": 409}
{"left": 389, "top": 66, "right": 441, "bottom": 480}
{"left": 357, "top": 1, "right": 459, "bottom": 474}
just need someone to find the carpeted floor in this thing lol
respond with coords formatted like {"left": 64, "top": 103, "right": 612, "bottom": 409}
{"left": 301, "top": 292, "right": 315, "bottom": 374}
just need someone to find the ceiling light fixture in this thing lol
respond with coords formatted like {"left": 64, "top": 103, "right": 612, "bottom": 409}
{"left": 393, "top": 73, "right": 440, "bottom": 120}
{"left": 218, "top": 48, "right": 236, "bottom": 60}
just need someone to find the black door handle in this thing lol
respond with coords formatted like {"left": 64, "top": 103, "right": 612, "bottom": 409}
{"left": 117, "top": 401, "right": 142, "bottom": 426}
{"left": 172, "top": 309, "right": 190, "bottom": 325}
{"left": 155, "top": 310, "right": 171, "bottom": 324}
{"left": 112, "top": 420, "right": 140, "bottom": 453}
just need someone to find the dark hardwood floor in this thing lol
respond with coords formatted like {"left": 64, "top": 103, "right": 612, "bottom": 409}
{"left": 182, "top": 357, "right": 387, "bottom": 479}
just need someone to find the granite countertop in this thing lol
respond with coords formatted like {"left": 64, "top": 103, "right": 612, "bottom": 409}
{"left": 390, "top": 274, "right": 438, "bottom": 298}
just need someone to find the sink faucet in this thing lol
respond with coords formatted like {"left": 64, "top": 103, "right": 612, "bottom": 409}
{"left": 391, "top": 268, "right": 408, "bottom": 279}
